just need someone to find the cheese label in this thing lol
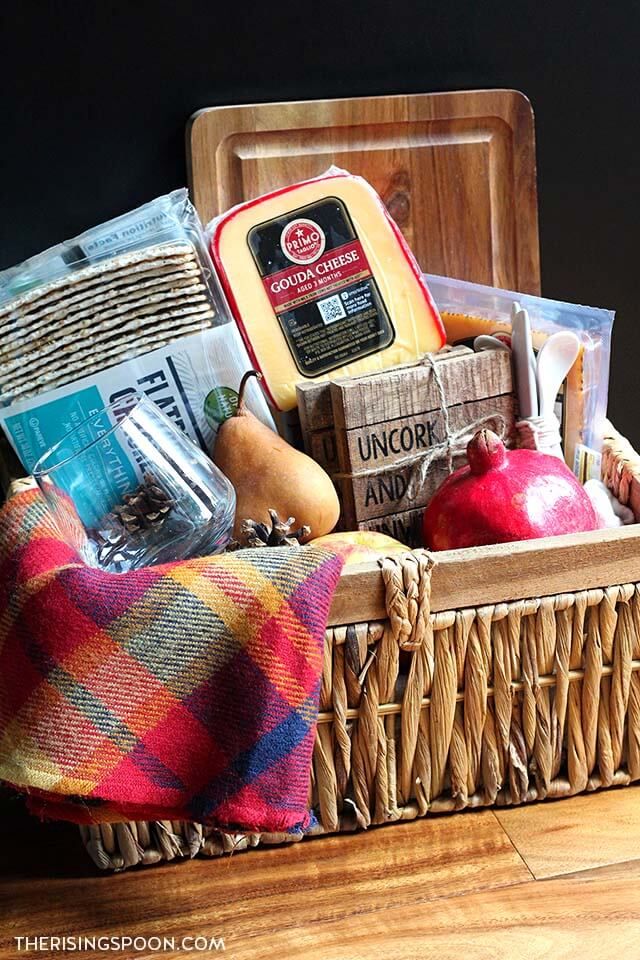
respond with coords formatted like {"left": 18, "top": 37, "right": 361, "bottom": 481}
{"left": 247, "top": 197, "right": 395, "bottom": 377}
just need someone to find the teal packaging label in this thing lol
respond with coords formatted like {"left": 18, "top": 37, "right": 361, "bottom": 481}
{"left": 4, "top": 386, "right": 138, "bottom": 526}
{"left": 0, "top": 328, "right": 277, "bottom": 525}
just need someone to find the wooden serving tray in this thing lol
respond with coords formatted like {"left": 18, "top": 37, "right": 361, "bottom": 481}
{"left": 188, "top": 89, "right": 541, "bottom": 293}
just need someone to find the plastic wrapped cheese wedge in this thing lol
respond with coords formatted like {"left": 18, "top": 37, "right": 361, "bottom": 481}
{"left": 210, "top": 169, "right": 445, "bottom": 410}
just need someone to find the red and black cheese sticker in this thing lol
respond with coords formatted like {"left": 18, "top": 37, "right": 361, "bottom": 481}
{"left": 247, "top": 197, "right": 395, "bottom": 377}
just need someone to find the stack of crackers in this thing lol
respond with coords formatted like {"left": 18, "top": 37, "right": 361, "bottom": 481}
{"left": 0, "top": 240, "right": 217, "bottom": 404}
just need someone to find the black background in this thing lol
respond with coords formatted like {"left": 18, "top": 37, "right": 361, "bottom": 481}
{"left": 1, "top": 1, "right": 638, "bottom": 442}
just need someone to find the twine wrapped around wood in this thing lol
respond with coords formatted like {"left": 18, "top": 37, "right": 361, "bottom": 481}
{"left": 332, "top": 353, "right": 508, "bottom": 502}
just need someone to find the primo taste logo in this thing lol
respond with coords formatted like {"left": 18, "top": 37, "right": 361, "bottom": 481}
{"left": 280, "top": 218, "right": 326, "bottom": 264}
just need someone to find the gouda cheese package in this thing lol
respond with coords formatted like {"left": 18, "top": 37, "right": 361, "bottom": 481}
{"left": 210, "top": 171, "right": 445, "bottom": 410}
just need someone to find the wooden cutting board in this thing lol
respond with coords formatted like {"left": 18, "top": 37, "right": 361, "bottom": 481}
{"left": 188, "top": 89, "right": 540, "bottom": 294}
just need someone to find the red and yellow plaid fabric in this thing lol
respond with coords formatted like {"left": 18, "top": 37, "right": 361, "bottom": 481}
{"left": 0, "top": 488, "right": 343, "bottom": 831}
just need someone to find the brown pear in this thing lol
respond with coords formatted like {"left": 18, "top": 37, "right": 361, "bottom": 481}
{"left": 213, "top": 371, "right": 340, "bottom": 542}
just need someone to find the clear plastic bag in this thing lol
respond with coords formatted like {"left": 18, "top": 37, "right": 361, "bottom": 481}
{"left": 0, "top": 190, "right": 274, "bottom": 475}
{"left": 425, "top": 273, "right": 614, "bottom": 475}
{"left": 208, "top": 167, "right": 445, "bottom": 411}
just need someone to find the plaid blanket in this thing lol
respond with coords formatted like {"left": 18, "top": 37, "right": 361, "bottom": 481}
{"left": 0, "top": 488, "right": 343, "bottom": 831}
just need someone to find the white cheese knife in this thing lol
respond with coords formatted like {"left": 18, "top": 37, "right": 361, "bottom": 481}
{"left": 511, "top": 302, "right": 538, "bottom": 419}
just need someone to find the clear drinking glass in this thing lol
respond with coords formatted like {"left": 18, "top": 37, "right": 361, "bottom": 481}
{"left": 32, "top": 394, "right": 236, "bottom": 572}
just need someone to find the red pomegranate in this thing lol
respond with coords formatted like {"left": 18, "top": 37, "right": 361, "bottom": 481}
{"left": 423, "top": 429, "right": 598, "bottom": 550}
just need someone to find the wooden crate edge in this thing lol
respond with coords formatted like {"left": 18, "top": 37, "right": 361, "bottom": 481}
{"left": 328, "top": 523, "right": 640, "bottom": 625}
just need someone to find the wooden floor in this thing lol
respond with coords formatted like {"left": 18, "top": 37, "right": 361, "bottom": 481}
{"left": 2, "top": 787, "right": 640, "bottom": 959}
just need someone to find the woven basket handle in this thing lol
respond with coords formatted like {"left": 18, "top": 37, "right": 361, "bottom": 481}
{"left": 379, "top": 550, "right": 435, "bottom": 650}
{"left": 601, "top": 423, "right": 640, "bottom": 521}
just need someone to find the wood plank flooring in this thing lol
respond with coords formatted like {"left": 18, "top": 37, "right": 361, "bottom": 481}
{"left": 1, "top": 786, "right": 640, "bottom": 959}
{"left": 494, "top": 789, "right": 640, "bottom": 878}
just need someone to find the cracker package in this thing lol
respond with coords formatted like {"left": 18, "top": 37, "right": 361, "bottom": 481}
{"left": 0, "top": 190, "right": 274, "bottom": 474}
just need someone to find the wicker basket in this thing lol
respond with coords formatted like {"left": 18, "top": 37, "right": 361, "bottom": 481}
{"left": 76, "top": 427, "right": 640, "bottom": 870}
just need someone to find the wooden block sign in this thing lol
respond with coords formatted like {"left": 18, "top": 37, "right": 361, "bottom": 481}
{"left": 357, "top": 507, "right": 426, "bottom": 549}
{"left": 330, "top": 349, "right": 513, "bottom": 430}
{"left": 336, "top": 393, "right": 516, "bottom": 475}
{"left": 296, "top": 379, "right": 334, "bottom": 435}
{"left": 297, "top": 347, "right": 515, "bottom": 534}
{"left": 296, "top": 380, "right": 339, "bottom": 474}
{"left": 296, "top": 346, "right": 475, "bottom": 474}
{"left": 338, "top": 454, "right": 468, "bottom": 524}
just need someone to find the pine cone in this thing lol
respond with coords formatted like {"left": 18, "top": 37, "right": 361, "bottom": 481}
{"left": 114, "top": 474, "right": 175, "bottom": 533}
{"left": 228, "top": 509, "right": 310, "bottom": 550}
{"left": 92, "top": 474, "right": 176, "bottom": 565}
